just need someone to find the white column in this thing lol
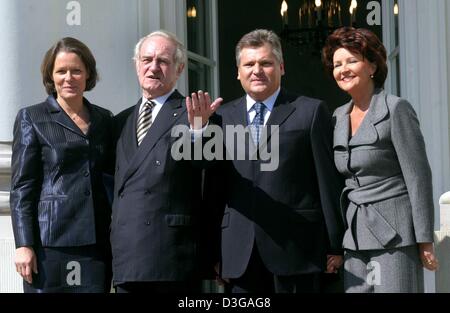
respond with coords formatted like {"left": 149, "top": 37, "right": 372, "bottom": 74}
{"left": 399, "top": 0, "right": 450, "bottom": 228}
{"left": 0, "top": 142, "right": 21, "bottom": 292}
{"left": 399, "top": 0, "right": 450, "bottom": 293}
{"left": 447, "top": 0, "right": 450, "bottom": 157}
{"left": 436, "top": 0, "right": 450, "bottom": 294}
{"left": 436, "top": 192, "right": 450, "bottom": 292}
{"left": 160, "top": 0, "right": 188, "bottom": 95}
{"left": 135, "top": 0, "right": 188, "bottom": 95}
{"left": 0, "top": 0, "right": 28, "bottom": 293}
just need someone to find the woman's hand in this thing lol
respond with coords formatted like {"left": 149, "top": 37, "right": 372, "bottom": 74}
{"left": 418, "top": 242, "right": 439, "bottom": 271}
{"left": 15, "top": 246, "right": 38, "bottom": 284}
{"left": 326, "top": 255, "right": 344, "bottom": 273}
{"left": 214, "top": 262, "right": 229, "bottom": 286}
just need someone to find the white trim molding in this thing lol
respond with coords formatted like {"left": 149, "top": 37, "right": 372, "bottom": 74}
{"left": 0, "top": 142, "right": 11, "bottom": 214}
{"left": 399, "top": 0, "right": 450, "bottom": 227}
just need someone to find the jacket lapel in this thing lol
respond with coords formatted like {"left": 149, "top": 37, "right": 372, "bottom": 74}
{"left": 349, "top": 89, "right": 388, "bottom": 147}
{"left": 333, "top": 101, "right": 352, "bottom": 150}
{"left": 119, "top": 100, "right": 141, "bottom": 164}
{"left": 120, "top": 91, "right": 186, "bottom": 187}
{"left": 229, "top": 97, "right": 248, "bottom": 126}
{"left": 85, "top": 99, "right": 106, "bottom": 137}
{"left": 266, "top": 90, "right": 296, "bottom": 134}
{"left": 256, "top": 89, "right": 296, "bottom": 152}
{"left": 227, "top": 90, "right": 296, "bottom": 158}
{"left": 45, "top": 95, "right": 86, "bottom": 138}
{"left": 227, "top": 89, "right": 296, "bottom": 129}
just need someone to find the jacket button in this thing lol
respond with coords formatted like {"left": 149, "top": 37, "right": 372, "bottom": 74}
{"left": 84, "top": 171, "right": 90, "bottom": 177}
{"left": 84, "top": 190, "right": 91, "bottom": 196}
{"left": 145, "top": 220, "right": 151, "bottom": 226}
{"left": 155, "top": 160, "right": 161, "bottom": 166}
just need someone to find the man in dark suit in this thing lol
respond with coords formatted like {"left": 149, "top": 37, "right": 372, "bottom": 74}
{"left": 111, "top": 30, "right": 221, "bottom": 293}
{"left": 199, "top": 29, "right": 345, "bottom": 293}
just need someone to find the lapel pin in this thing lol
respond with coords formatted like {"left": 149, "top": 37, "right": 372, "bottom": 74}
{"left": 173, "top": 113, "right": 178, "bottom": 117}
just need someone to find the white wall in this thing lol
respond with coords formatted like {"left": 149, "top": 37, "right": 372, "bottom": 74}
{"left": 447, "top": 0, "right": 450, "bottom": 165}
{"left": 0, "top": 0, "right": 192, "bottom": 143}
{"left": 0, "top": 0, "right": 147, "bottom": 142}
{"left": 399, "top": 0, "right": 450, "bottom": 232}
{"left": 399, "top": 0, "right": 450, "bottom": 292}
{"left": 0, "top": 216, "right": 21, "bottom": 292}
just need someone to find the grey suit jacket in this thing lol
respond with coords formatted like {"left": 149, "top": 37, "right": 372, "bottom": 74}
{"left": 333, "top": 88, "right": 434, "bottom": 250}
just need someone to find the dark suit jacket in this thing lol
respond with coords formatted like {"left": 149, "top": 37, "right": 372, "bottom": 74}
{"left": 111, "top": 90, "right": 212, "bottom": 283}
{"left": 205, "top": 88, "right": 344, "bottom": 279}
{"left": 10, "top": 95, "right": 114, "bottom": 248}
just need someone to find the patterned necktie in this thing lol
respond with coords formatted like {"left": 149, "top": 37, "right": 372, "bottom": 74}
{"left": 250, "top": 102, "right": 267, "bottom": 146}
{"left": 136, "top": 100, "right": 156, "bottom": 146}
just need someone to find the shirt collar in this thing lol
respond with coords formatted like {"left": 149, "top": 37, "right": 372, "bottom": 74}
{"left": 246, "top": 87, "right": 280, "bottom": 113}
{"left": 140, "top": 88, "right": 176, "bottom": 109}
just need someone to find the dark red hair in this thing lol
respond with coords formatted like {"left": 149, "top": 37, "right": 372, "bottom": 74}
{"left": 322, "top": 27, "right": 387, "bottom": 88}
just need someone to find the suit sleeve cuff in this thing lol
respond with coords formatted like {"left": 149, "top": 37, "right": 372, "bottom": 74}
{"left": 190, "top": 121, "right": 209, "bottom": 142}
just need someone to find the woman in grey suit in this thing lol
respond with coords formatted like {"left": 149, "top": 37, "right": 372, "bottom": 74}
{"left": 321, "top": 27, "right": 438, "bottom": 292}
{"left": 10, "top": 38, "right": 113, "bottom": 292}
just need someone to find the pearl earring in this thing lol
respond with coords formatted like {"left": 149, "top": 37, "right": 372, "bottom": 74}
{"left": 370, "top": 74, "right": 374, "bottom": 79}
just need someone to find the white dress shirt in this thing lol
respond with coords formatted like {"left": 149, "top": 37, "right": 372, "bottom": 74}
{"left": 246, "top": 87, "right": 280, "bottom": 126}
{"left": 138, "top": 88, "right": 176, "bottom": 123}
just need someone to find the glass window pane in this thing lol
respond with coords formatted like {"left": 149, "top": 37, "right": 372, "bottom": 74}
{"left": 188, "top": 58, "right": 212, "bottom": 94}
{"left": 389, "top": 54, "right": 401, "bottom": 97}
{"left": 394, "top": 0, "right": 399, "bottom": 46}
{"left": 187, "top": 0, "right": 211, "bottom": 58}
{"left": 395, "top": 55, "right": 401, "bottom": 96}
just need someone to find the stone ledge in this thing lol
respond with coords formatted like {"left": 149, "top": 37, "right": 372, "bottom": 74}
{"left": 435, "top": 230, "right": 450, "bottom": 292}
{"left": 0, "top": 142, "right": 12, "bottom": 174}
{"left": 0, "top": 191, "right": 10, "bottom": 214}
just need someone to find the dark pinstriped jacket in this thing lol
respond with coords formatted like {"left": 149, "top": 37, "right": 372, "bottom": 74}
{"left": 10, "top": 95, "right": 114, "bottom": 248}
{"left": 111, "top": 90, "right": 214, "bottom": 283}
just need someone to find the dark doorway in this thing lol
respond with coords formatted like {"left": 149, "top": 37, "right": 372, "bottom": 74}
{"left": 217, "top": 0, "right": 382, "bottom": 112}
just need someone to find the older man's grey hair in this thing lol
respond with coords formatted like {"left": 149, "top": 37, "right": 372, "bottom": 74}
{"left": 235, "top": 29, "right": 284, "bottom": 66}
{"left": 133, "top": 30, "right": 187, "bottom": 67}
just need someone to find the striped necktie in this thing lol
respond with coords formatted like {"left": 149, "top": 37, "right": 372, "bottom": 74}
{"left": 136, "top": 100, "right": 156, "bottom": 146}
